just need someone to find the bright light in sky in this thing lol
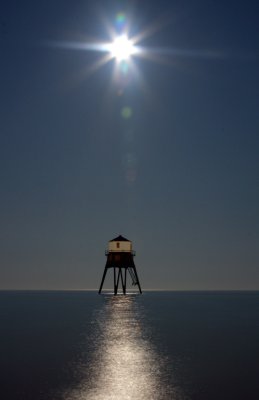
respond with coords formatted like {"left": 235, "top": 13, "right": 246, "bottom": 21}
{"left": 48, "top": 12, "right": 222, "bottom": 81}
{"left": 109, "top": 35, "right": 136, "bottom": 61}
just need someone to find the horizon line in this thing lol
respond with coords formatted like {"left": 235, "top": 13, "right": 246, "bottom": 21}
{"left": 0, "top": 288, "right": 258, "bottom": 292}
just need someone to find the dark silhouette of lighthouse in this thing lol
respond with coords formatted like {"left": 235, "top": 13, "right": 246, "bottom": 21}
{"left": 98, "top": 235, "right": 142, "bottom": 295}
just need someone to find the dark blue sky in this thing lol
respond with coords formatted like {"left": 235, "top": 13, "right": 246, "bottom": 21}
{"left": 1, "top": 0, "right": 259, "bottom": 289}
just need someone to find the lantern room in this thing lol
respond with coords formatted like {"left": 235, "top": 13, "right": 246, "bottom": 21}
{"left": 108, "top": 235, "right": 132, "bottom": 253}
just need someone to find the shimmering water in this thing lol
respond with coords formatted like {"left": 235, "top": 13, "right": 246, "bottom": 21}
{"left": 0, "top": 291, "right": 259, "bottom": 400}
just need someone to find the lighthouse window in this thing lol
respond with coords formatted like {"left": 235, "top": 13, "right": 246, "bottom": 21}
{"left": 116, "top": 242, "right": 120, "bottom": 248}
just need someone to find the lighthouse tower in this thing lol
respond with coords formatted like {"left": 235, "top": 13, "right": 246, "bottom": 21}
{"left": 98, "top": 235, "right": 142, "bottom": 295}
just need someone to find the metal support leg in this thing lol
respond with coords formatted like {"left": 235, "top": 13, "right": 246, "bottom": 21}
{"left": 120, "top": 268, "right": 125, "bottom": 295}
{"left": 98, "top": 267, "right": 108, "bottom": 294}
{"left": 123, "top": 268, "right": 127, "bottom": 295}
{"left": 133, "top": 266, "right": 142, "bottom": 294}
{"left": 115, "top": 268, "right": 122, "bottom": 295}
{"left": 114, "top": 267, "right": 117, "bottom": 295}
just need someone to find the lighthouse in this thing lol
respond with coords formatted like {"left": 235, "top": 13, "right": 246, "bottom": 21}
{"left": 98, "top": 235, "right": 142, "bottom": 295}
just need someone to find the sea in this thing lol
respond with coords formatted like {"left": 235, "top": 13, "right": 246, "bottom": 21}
{"left": 0, "top": 291, "right": 259, "bottom": 400}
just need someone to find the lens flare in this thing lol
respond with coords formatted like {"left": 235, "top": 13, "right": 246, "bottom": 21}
{"left": 116, "top": 12, "right": 126, "bottom": 29}
{"left": 121, "top": 106, "right": 132, "bottom": 119}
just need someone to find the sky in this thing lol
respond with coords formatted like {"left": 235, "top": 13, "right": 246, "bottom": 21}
{"left": 1, "top": 0, "right": 259, "bottom": 290}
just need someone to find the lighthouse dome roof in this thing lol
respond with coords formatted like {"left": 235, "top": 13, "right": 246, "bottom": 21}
{"left": 110, "top": 235, "right": 130, "bottom": 242}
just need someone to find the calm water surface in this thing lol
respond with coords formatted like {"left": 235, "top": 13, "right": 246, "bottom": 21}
{"left": 0, "top": 291, "right": 259, "bottom": 399}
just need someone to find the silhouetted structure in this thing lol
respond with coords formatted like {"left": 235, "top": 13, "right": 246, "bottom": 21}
{"left": 98, "top": 235, "right": 142, "bottom": 295}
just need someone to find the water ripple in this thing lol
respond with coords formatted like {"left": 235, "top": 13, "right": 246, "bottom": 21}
{"left": 62, "top": 295, "right": 186, "bottom": 400}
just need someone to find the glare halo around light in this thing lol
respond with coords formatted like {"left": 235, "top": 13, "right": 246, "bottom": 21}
{"left": 109, "top": 35, "right": 136, "bottom": 61}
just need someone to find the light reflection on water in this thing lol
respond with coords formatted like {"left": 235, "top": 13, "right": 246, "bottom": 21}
{"left": 63, "top": 295, "right": 186, "bottom": 400}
